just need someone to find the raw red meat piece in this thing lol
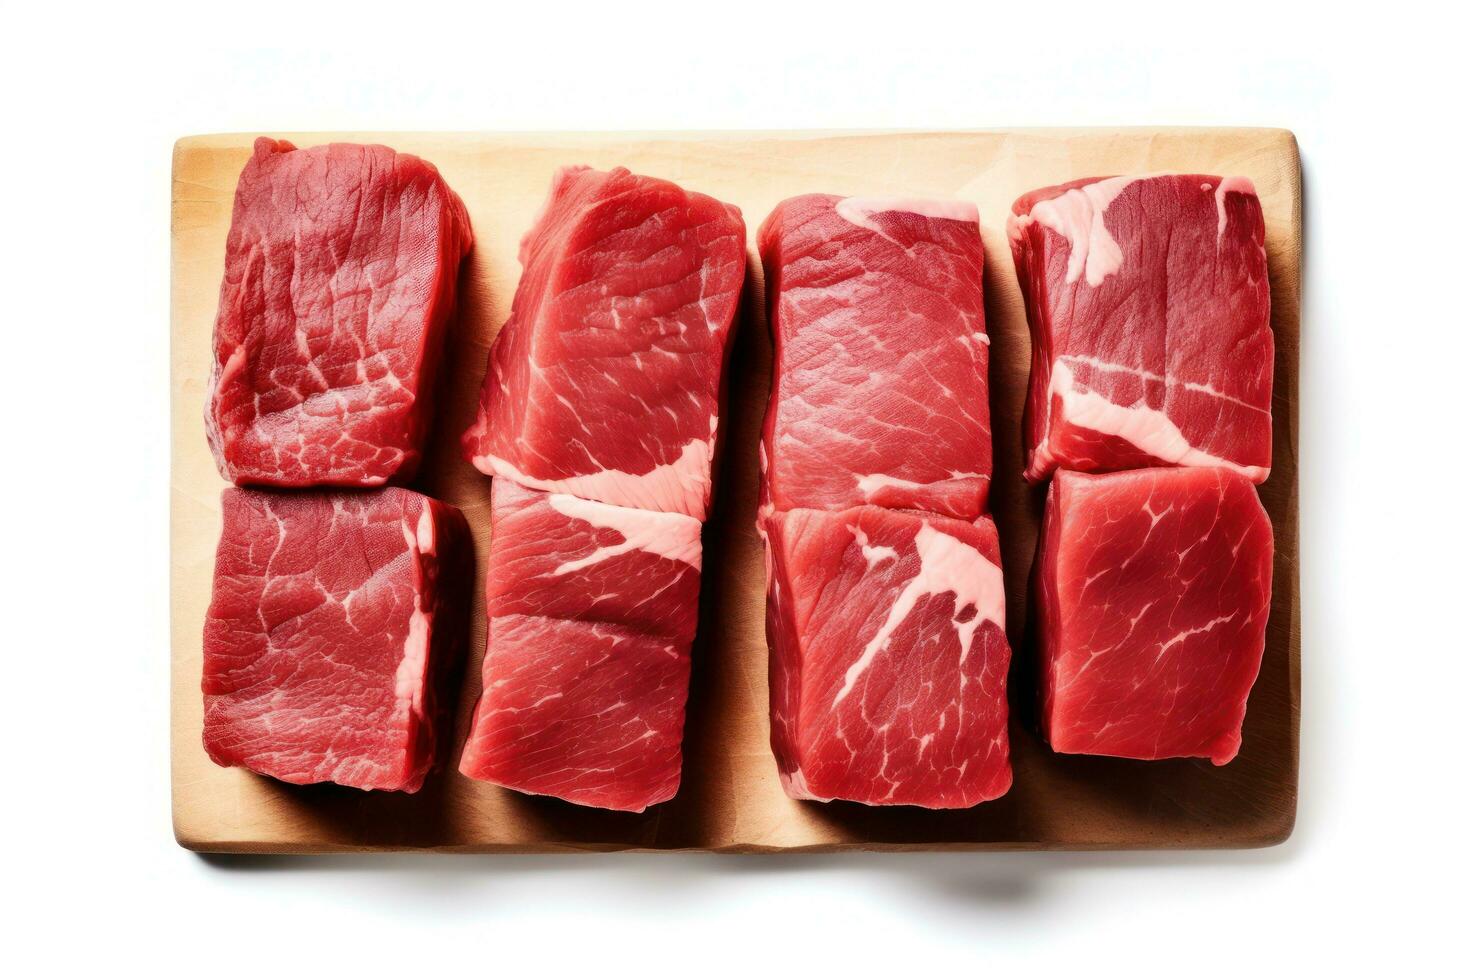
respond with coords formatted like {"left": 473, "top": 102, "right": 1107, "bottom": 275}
{"left": 462, "top": 166, "right": 746, "bottom": 520}
{"left": 460, "top": 617, "right": 693, "bottom": 813}
{"left": 459, "top": 480, "right": 702, "bottom": 812}
{"left": 763, "top": 505, "right": 1011, "bottom": 808}
{"left": 1008, "top": 174, "right": 1272, "bottom": 484}
{"left": 206, "top": 137, "right": 473, "bottom": 488}
{"left": 758, "top": 195, "right": 991, "bottom": 519}
{"left": 1035, "top": 468, "right": 1274, "bottom": 765}
{"left": 202, "top": 487, "right": 472, "bottom": 792}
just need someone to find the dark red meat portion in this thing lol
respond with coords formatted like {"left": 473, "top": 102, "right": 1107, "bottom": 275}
{"left": 202, "top": 487, "right": 472, "bottom": 792}
{"left": 207, "top": 138, "right": 473, "bottom": 487}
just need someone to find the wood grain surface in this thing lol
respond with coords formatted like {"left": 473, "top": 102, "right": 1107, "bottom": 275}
{"left": 171, "top": 129, "right": 1301, "bottom": 852}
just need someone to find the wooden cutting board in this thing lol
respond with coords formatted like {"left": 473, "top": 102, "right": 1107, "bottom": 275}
{"left": 171, "top": 129, "right": 1301, "bottom": 852}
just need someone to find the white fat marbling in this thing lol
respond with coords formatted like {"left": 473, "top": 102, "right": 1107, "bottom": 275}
{"left": 1058, "top": 354, "right": 1270, "bottom": 414}
{"left": 855, "top": 470, "right": 984, "bottom": 501}
{"left": 832, "top": 523, "right": 1006, "bottom": 708}
{"left": 547, "top": 493, "right": 702, "bottom": 575}
{"left": 216, "top": 344, "right": 248, "bottom": 390}
{"left": 1045, "top": 359, "right": 1269, "bottom": 480}
{"left": 1028, "top": 175, "right": 1136, "bottom": 287}
{"left": 394, "top": 605, "right": 431, "bottom": 714}
{"left": 1154, "top": 613, "right": 1239, "bottom": 662}
{"left": 835, "top": 196, "right": 981, "bottom": 240}
{"left": 1213, "top": 175, "right": 1257, "bottom": 242}
{"left": 847, "top": 524, "right": 899, "bottom": 570}
{"left": 416, "top": 505, "right": 436, "bottom": 554}
{"left": 474, "top": 419, "right": 716, "bottom": 519}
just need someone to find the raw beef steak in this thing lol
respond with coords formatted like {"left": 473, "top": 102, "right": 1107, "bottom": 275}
{"left": 459, "top": 480, "right": 702, "bottom": 812}
{"left": 202, "top": 487, "right": 473, "bottom": 792}
{"left": 1035, "top": 468, "right": 1274, "bottom": 765}
{"left": 759, "top": 195, "right": 992, "bottom": 519}
{"left": 462, "top": 166, "right": 746, "bottom": 520}
{"left": 763, "top": 505, "right": 1012, "bottom": 807}
{"left": 1008, "top": 174, "right": 1272, "bottom": 483}
{"left": 206, "top": 137, "right": 473, "bottom": 487}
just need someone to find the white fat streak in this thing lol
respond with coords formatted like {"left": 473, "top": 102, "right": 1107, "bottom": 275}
{"left": 1047, "top": 359, "right": 1269, "bottom": 480}
{"left": 1005, "top": 212, "right": 1030, "bottom": 244}
{"left": 1155, "top": 613, "right": 1238, "bottom": 661}
{"left": 394, "top": 517, "right": 433, "bottom": 715}
{"left": 394, "top": 607, "right": 431, "bottom": 710}
{"left": 834, "top": 196, "right": 981, "bottom": 239}
{"left": 847, "top": 524, "right": 899, "bottom": 570}
{"left": 1058, "top": 354, "right": 1270, "bottom": 414}
{"left": 832, "top": 523, "right": 1006, "bottom": 708}
{"left": 473, "top": 419, "right": 716, "bottom": 519}
{"left": 1212, "top": 176, "right": 1257, "bottom": 242}
{"left": 855, "top": 471, "right": 985, "bottom": 501}
{"left": 415, "top": 504, "right": 436, "bottom": 554}
{"left": 216, "top": 344, "right": 248, "bottom": 389}
{"left": 546, "top": 493, "right": 703, "bottom": 575}
{"left": 1027, "top": 176, "right": 1135, "bottom": 286}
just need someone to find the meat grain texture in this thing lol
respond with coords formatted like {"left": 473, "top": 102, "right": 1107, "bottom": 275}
{"left": 758, "top": 195, "right": 1012, "bottom": 808}
{"left": 206, "top": 138, "right": 473, "bottom": 488}
{"left": 760, "top": 194, "right": 993, "bottom": 519}
{"left": 458, "top": 482, "right": 702, "bottom": 811}
{"left": 459, "top": 167, "right": 745, "bottom": 811}
{"left": 1011, "top": 173, "right": 1277, "bottom": 766}
{"left": 765, "top": 506, "right": 1012, "bottom": 807}
{"left": 1008, "top": 174, "right": 1272, "bottom": 483}
{"left": 202, "top": 488, "right": 473, "bottom": 792}
{"left": 463, "top": 165, "right": 746, "bottom": 521}
{"left": 1034, "top": 469, "right": 1273, "bottom": 765}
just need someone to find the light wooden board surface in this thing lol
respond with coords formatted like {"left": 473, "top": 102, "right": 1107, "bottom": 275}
{"left": 172, "top": 129, "right": 1301, "bottom": 852}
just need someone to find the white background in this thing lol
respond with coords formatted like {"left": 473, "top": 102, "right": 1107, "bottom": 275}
{"left": 3, "top": 1, "right": 1466, "bottom": 974}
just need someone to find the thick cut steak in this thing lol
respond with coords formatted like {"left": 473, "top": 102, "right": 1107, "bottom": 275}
{"left": 763, "top": 505, "right": 1011, "bottom": 808}
{"left": 759, "top": 195, "right": 992, "bottom": 519}
{"left": 1008, "top": 174, "right": 1272, "bottom": 483}
{"left": 202, "top": 487, "right": 472, "bottom": 792}
{"left": 459, "top": 480, "right": 702, "bottom": 812}
{"left": 1035, "top": 468, "right": 1273, "bottom": 765}
{"left": 462, "top": 166, "right": 746, "bottom": 521}
{"left": 206, "top": 138, "right": 473, "bottom": 487}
